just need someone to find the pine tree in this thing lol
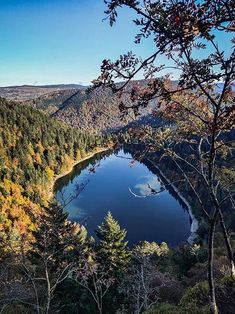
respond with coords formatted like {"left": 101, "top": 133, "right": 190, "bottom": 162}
{"left": 27, "top": 201, "right": 86, "bottom": 313}
{"left": 30, "top": 202, "right": 72, "bottom": 265}
{"left": 96, "top": 211, "right": 130, "bottom": 275}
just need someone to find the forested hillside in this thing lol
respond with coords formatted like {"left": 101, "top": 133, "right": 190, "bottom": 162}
{"left": 52, "top": 86, "right": 154, "bottom": 133}
{"left": 0, "top": 97, "right": 109, "bottom": 249}
{"left": 0, "top": 84, "right": 153, "bottom": 134}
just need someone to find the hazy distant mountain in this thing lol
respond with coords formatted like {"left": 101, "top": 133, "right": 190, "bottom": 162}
{"left": 0, "top": 84, "right": 85, "bottom": 102}
{"left": 32, "top": 84, "right": 86, "bottom": 89}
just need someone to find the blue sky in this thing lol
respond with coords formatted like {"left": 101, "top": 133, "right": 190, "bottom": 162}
{"left": 0, "top": 0, "right": 157, "bottom": 86}
{"left": 0, "top": 0, "right": 231, "bottom": 86}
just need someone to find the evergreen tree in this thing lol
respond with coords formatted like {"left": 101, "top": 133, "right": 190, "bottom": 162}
{"left": 96, "top": 211, "right": 130, "bottom": 275}
{"left": 30, "top": 201, "right": 74, "bottom": 266}
{"left": 27, "top": 201, "right": 86, "bottom": 313}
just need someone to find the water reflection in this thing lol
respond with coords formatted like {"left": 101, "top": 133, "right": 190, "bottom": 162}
{"left": 55, "top": 149, "right": 190, "bottom": 247}
{"left": 135, "top": 175, "right": 161, "bottom": 196}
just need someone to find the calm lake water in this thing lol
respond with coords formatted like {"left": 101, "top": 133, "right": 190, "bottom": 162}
{"left": 54, "top": 149, "right": 191, "bottom": 247}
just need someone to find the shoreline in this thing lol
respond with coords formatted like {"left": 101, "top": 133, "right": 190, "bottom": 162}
{"left": 49, "top": 145, "right": 198, "bottom": 244}
{"left": 145, "top": 158, "right": 199, "bottom": 244}
{"left": 49, "top": 147, "right": 111, "bottom": 198}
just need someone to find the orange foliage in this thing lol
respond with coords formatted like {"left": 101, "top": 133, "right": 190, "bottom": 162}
{"left": 34, "top": 152, "right": 42, "bottom": 165}
{"left": 0, "top": 180, "right": 40, "bottom": 251}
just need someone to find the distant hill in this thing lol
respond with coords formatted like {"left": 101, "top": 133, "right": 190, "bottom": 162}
{"left": 38, "top": 86, "right": 153, "bottom": 133}
{"left": 30, "top": 84, "right": 86, "bottom": 89}
{"left": 0, "top": 82, "right": 153, "bottom": 134}
{"left": 1, "top": 84, "right": 85, "bottom": 89}
{"left": 0, "top": 84, "right": 85, "bottom": 102}
{"left": 4, "top": 80, "right": 230, "bottom": 134}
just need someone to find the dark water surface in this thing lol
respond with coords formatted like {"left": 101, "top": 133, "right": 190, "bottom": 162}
{"left": 55, "top": 150, "right": 191, "bottom": 247}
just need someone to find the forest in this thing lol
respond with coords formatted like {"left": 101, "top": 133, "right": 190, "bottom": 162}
{"left": 0, "top": 90, "right": 235, "bottom": 313}
{"left": 1, "top": 0, "right": 235, "bottom": 313}
{"left": 0, "top": 97, "right": 110, "bottom": 251}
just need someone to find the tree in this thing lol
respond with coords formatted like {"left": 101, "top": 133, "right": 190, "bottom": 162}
{"left": 93, "top": 1, "right": 235, "bottom": 313}
{"left": 119, "top": 241, "right": 176, "bottom": 314}
{"left": 74, "top": 256, "right": 115, "bottom": 314}
{"left": 26, "top": 201, "right": 83, "bottom": 314}
{"left": 94, "top": 212, "right": 131, "bottom": 312}
{"left": 74, "top": 213, "right": 130, "bottom": 314}
{"left": 96, "top": 211, "right": 130, "bottom": 275}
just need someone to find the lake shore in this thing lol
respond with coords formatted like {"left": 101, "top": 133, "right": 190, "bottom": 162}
{"left": 145, "top": 158, "right": 199, "bottom": 244}
{"left": 49, "top": 147, "right": 111, "bottom": 198}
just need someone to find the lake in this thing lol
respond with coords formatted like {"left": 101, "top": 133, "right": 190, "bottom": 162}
{"left": 54, "top": 149, "right": 191, "bottom": 247}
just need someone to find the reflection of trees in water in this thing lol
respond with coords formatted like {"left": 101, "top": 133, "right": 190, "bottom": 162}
{"left": 54, "top": 145, "right": 192, "bottom": 247}
{"left": 54, "top": 150, "right": 113, "bottom": 192}
{"left": 57, "top": 180, "right": 89, "bottom": 208}
{"left": 54, "top": 144, "right": 192, "bottom": 223}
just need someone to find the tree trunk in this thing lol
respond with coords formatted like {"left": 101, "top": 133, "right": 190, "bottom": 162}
{"left": 98, "top": 302, "right": 102, "bottom": 314}
{"left": 208, "top": 216, "right": 219, "bottom": 314}
{"left": 45, "top": 265, "right": 51, "bottom": 314}
{"left": 45, "top": 295, "right": 51, "bottom": 314}
{"left": 218, "top": 209, "right": 235, "bottom": 280}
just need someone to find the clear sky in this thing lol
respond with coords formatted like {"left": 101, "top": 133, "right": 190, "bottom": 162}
{"left": 0, "top": 0, "right": 231, "bottom": 87}
{"left": 0, "top": 0, "right": 157, "bottom": 86}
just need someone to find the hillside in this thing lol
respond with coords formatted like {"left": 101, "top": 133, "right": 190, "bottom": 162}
{"left": 52, "top": 87, "right": 154, "bottom": 133}
{"left": 1, "top": 82, "right": 230, "bottom": 135}
{"left": 0, "top": 97, "right": 107, "bottom": 248}
{"left": 0, "top": 83, "right": 154, "bottom": 134}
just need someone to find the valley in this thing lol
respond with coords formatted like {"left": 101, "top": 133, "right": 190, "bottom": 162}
{"left": 1, "top": 1, "right": 235, "bottom": 313}
{"left": 0, "top": 78, "right": 234, "bottom": 313}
